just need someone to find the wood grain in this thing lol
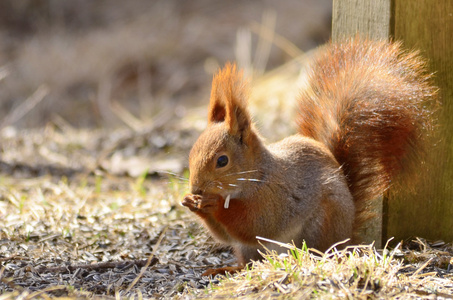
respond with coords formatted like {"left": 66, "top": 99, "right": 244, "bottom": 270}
{"left": 385, "top": 0, "right": 453, "bottom": 243}
{"left": 332, "top": 0, "right": 453, "bottom": 245}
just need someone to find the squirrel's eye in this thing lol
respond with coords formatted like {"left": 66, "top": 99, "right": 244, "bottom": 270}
{"left": 216, "top": 155, "right": 229, "bottom": 168}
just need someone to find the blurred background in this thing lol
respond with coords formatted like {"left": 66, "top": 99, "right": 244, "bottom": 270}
{"left": 0, "top": 0, "right": 331, "bottom": 129}
{"left": 0, "top": 0, "right": 332, "bottom": 177}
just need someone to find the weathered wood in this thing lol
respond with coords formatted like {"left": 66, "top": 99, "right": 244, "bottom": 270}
{"left": 332, "top": 0, "right": 453, "bottom": 245}
{"left": 332, "top": 0, "right": 392, "bottom": 40}
{"left": 384, "top": 0, "right": 453, "bottom": 243}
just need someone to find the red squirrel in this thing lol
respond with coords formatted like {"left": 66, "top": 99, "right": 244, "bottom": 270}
{"left": 182, "top": 38, "right": 436, "bottom": 276}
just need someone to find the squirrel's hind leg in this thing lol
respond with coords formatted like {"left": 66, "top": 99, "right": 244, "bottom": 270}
{"left": 201, "top": 244, "right": 262, "bottom": 277}
{"left": 202, "top": 265, "right": 245, "bottom": 277}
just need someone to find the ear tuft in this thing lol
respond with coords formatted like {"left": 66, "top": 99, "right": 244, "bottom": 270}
{"left": 207, "top": 63, "right": 252, "bottom": 138}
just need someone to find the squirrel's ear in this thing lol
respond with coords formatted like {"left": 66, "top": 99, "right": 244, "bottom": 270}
{"left": 208, "top": 63, "right": 252, "bottom": 138}
{"left": 208, "top": 99, "right": 227, "bottom": 123}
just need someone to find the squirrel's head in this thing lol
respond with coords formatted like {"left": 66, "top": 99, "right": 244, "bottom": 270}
{"left": 188, "top": 63, "right": 263, "bottom": 198}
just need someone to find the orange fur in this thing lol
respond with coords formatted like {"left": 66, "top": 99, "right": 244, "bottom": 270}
{"left": 208, "top": 63, "right": 253, "bottom": 140}
{"left": 182, "top": 38, "right": 437, "bottom": 276}
{"left": 297, "top": 39, "right": 437, "bottom": 229}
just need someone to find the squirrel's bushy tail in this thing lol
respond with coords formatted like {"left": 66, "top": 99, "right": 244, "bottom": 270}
{"left": 297, "top": 39, "right": 437, "bottom": 225}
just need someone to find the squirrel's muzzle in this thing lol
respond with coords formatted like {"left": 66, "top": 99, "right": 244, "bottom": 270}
{"left": 189, "top": 185, "right": 202, "bottom": 195}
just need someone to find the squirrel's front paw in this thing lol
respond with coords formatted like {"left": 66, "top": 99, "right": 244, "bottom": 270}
{"left": 182, "top": 194, "right": 222, "bottom": 213}
{"left": 182, "top": 194, "right": 202, "bottom": 212}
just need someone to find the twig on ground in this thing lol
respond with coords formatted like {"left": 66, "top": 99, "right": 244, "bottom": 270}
{"left": 411, "top": 258, "right": 433, "bottom": 277}
{"left": 126, "top": 225, "right": 168, "bottom": 293}
{"left": 35, "top": 258, "right": 159, "bottom": 274}
{"left": 0, "top": 255, "right": 22, "bottom": 262}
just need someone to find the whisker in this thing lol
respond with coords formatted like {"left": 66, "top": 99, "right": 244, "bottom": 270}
{"left": 158, "top": 170, "right": 189, "bottom": 181}
{"left": 224, "top": 170, "right": 259, "bottom": 177}
{"left": 236, "top": 178, "right": 266, "bottom": 183}
{"left": 206, "top": 180, "right": 224, "bottom": 191}
{"left": 228, "top": 183, "right": 238, "bottom": 187}
{"left": 164, "top": 177, "right": 188, "bottom": 183}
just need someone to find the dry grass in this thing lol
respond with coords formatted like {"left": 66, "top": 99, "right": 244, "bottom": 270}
{"left": 191, "top": 240, "right": 453, "bottom": 299}
{"left": 0, "top": 168, "right": 451, "bottom": 299}
{"left": 0, "top": 170, "right": 231, "bottom": 298}
{"left": 0, "top": 123, "right": 231, "bottom": 299}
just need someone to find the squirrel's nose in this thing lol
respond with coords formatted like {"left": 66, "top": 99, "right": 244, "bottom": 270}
{"left": 192, "top": 188, "right": 202, "bottom": 195}
{"left": 190, "top": 185, "right": 202, "bottom": 195}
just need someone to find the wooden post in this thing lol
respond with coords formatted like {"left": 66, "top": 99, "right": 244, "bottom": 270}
{"left": 385, "top": 0, "right": 453, "bottom": 243}
{"left": 332, "top": 0, "right": 392, "bottom": 40}
{"left": 332, "top": 0, "right": 453, "bottom": 246}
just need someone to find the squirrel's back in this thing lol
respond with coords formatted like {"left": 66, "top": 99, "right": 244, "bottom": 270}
{"left": 297, "top": 39, "right": 437, "bottom": 228}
